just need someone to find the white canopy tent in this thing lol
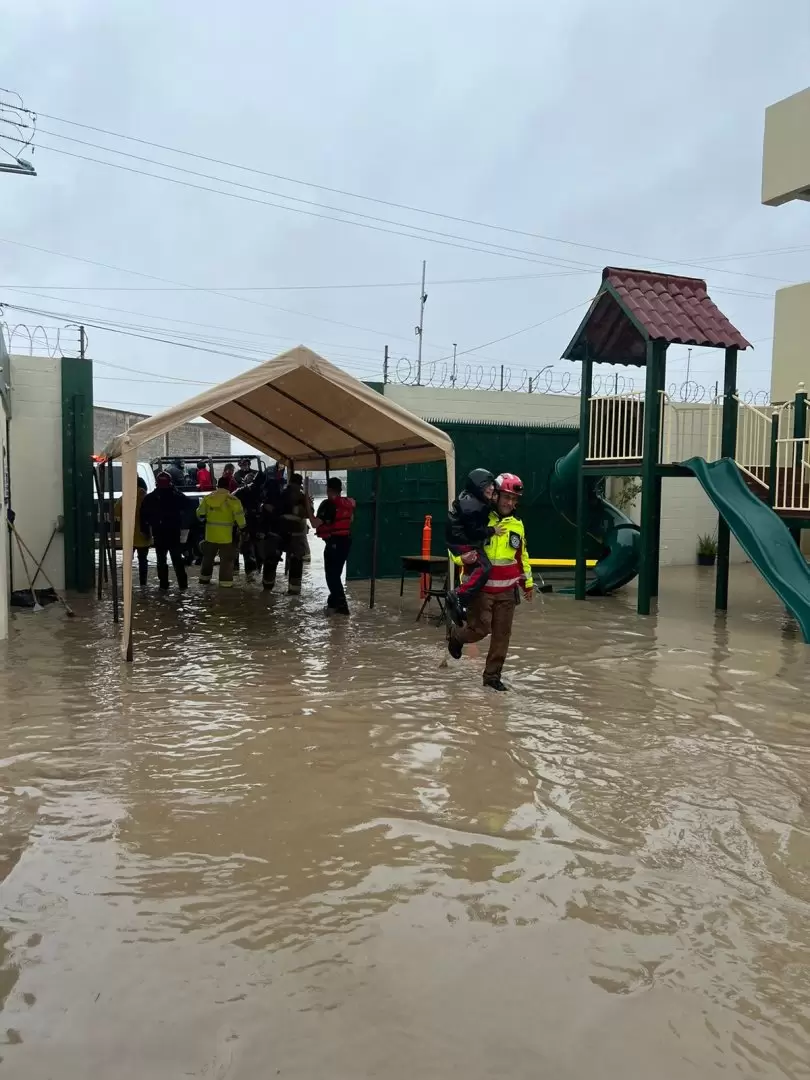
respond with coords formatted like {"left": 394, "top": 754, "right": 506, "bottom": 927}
{"left": 103, "top": 346, "right": 456, "bottom": 661}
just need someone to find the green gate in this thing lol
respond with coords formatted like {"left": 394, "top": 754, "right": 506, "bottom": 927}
{"left": 347, "top": 420, "right": 601, "bottom": 580}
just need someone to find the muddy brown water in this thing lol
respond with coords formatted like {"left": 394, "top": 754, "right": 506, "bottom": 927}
{"left": 2, "top": 558, "right": 810, "bottom": 1078}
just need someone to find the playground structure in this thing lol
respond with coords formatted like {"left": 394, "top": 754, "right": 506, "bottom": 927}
{"left": 551, "top": 266, "right": 810, "bottom": 642}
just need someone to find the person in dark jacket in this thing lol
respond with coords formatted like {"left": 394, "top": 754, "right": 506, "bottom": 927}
{"left": 166, "top": 458, "right": 187, "bottom": 488}
{"left": 279, "top": 473, "right": 312, "bottom": 595}
{"left": 258, "top": 466, "right": 286, "bottom": 590}
{"left": 233, "top": 457, "right": 253, "bottom": 488}
{"left": 234, "top": 471, "right": 264, "bottom": 579}
{"left": 444, "top": 468, "right": 503, "bottom": 626}
{"left": 139, "top": 471, "right": 191, "bottom": 590}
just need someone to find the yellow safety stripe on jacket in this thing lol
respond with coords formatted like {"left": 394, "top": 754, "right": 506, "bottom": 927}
{"left": 197, "top": 489, "right": 247, "bottom": 545}
{"left": 449, "top": 511, "right": 533, "bottom": 590}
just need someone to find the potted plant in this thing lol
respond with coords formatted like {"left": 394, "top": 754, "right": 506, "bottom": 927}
{"left": 697, "top": 532, "right": 718, "bottom": 567}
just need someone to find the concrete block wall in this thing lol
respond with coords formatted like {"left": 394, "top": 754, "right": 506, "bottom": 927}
{"left": 9, "top": 354, "right": 65, "bottom": 591}
{"left": 94, "top": 407, "right": 231, "bottom": 460}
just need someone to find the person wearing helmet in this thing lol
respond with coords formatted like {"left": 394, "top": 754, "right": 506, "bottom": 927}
{"left": 444, "top": 467, "right": 504, "bottom": 626}
{"left": 139, "top": 471, "right": 192, "bottom": 591}
{"left": 447, "top": 472, "right": 533, "bottom": 691}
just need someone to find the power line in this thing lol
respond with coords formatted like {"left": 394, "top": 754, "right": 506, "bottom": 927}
{"left": 0, "top": 235, "right": 465, "bottom": 355}
{"left": 29, "top": 109, "right": 803, "bottom": 285}
{"left": 0, "top": 236, "right": 552, "bottom": 366}
{"left": 20, "top": 132, "right": 798, "bottom": 287}
{"left": 12, "top": 132, "right": 595, "bottom": 272}
{"left": 0, "top": 269, "right": 588, "bottom": 292}
{"left": 4, "top": 286, "right": 392, "bottom": 367}
{"left": 431, "top": 298, "right": 594, "bottom": 365}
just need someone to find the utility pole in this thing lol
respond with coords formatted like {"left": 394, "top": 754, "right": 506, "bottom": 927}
{"left": 0, "top": 89, "right": 38, "bottom": 176}
{"left": 415, "top": 260, "right": 427, "bottom": 386}
{"left": 451, "top": 343, "right": 457, "bottom": 387}
{"left": 685, "top": 347, "right": 692, "bottom": 385}
{"left": 383, "top": 344, "right": 389, "bottom": 384}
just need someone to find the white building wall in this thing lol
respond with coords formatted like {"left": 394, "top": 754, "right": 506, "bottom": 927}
{"left": 383, "top": 384, "right": 581, "bottom": 426}
{"left": 8, "top": 355, "right": 64, "bottom": 592}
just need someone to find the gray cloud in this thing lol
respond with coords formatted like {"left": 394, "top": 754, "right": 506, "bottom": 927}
{"left": 2, "top": 0, "right": 809, "bottom": 414}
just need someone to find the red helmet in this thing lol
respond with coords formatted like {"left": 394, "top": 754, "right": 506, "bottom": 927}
{"left": 495, "top": 472, "right": 523, "bottom": 496}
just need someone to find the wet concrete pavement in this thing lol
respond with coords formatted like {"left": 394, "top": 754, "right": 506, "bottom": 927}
{"left": 1, "top": 556, "right": 810, "bottom": 1078}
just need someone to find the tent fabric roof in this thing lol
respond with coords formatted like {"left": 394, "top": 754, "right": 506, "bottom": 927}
{"left": 562, "top": 267, "right": 751, "bottom": 366}
{"left": 104, "top": 345, "right": 454, "bottom": 470}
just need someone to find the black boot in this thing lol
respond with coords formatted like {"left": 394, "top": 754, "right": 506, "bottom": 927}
{"left": 447, "top": 636, "right": 463, "bottom": 660}
{"left": 445, "top": 589, "right": 466, "bottom": 627}
{"left": 483, "top": 676, "right": 509, "bottom": 692}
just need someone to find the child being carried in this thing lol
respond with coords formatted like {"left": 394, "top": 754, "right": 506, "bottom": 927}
{"left": 444, "top": 468, "right": 505, "bottom": 626}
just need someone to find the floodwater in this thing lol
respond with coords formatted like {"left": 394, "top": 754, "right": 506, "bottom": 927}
{"left": 2, "top": 554, "right": 810, "bottom": 1079}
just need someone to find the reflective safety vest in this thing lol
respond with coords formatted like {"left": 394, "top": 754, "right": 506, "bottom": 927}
{"left": 317, "top": 496, "right": 355, "bottom": 540}
{"left": 451, "top": 511, "right": 533, "bottom": 594}
{"left": 196, "top": 488, "right": 247, "bottom": 545}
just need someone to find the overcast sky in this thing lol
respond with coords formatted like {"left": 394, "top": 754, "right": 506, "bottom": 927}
{"left": 2, "top": 0, "right": 809, "bottom": 425}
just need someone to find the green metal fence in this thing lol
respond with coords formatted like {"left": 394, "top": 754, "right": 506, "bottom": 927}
{"left": 346, "top": 420, "right": 601, "bottom": 580}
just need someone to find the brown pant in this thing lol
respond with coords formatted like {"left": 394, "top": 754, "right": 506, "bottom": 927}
{"left": 452, "top": 590, "right": 516, "bottom": 680}
{"left": 199, "top": 541, "right": 237, "bottom": 586}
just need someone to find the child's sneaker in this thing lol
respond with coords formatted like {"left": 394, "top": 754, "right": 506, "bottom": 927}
{"left": 445, "top": 589, "right": 466, "bottom": 627}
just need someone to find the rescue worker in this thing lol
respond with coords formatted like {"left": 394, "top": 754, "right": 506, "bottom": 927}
{"left": 115, "top": 477, "right": 150, "bottom": 587}
{"left": 311, "top": 477, "right": 355, "bottom": 615}
{"left": 447, "top": 473, "right": 533, "bottom": 691}
{"left": 197, "top": 476, "right": 247, "bottom": 587}
{"left": 139, "top": 471, "right": 191, "bottom": 591}
{"left": 234, "top": 471, "right": 265, "bottom": 580}
{"left": 445, "top": 467, "right": 500, "bottom": 626}
{"left": 258, "top": 465, "right": 286, "bottom": 591}
{"left": 279, "top": 473, "right": 312, "bottom": 595}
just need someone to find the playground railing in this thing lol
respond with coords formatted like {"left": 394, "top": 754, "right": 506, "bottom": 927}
{"left": 773, "top": 437, "right": 810, "bottom": 513}
{"left": 587, "top": 392, "right": 644, "bottom": 462}
{"left": 733, "top": 396, "right": 771, "bottom": 488}
{"left": 660, "top": 395, "right": 717, "bottom": 464}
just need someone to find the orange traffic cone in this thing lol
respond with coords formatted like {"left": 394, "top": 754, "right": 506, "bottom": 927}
{"left": 420, "top": 514, "right": 432, "bottom": 598}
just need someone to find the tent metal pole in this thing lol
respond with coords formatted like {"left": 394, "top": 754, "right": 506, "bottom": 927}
{"left": 369, "top": 452, "right": 381, "bottom": 609}
{"left": 108, "top": 458, "right": 119, "bottom": 624}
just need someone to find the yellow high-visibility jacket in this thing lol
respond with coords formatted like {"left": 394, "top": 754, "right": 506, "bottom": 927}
{"left": 196, "top": 488, "right": 247, "bottom": 545}
{"left": 451, "top": 510, "right": 533, "bottom": 593}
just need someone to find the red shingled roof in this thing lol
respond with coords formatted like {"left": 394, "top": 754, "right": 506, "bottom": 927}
{"left": 603, "top": 267, "right": 751, "bottom": 350}
{"left": 562, "top": 267, "right": 751, "bottom": 366}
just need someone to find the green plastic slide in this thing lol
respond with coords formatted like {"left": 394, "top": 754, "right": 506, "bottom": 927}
{"left": 681, "top": 457, "right": 810, "bottom": 642}
{"left": 549, "top": 444, "right": 641, "bottom": 595}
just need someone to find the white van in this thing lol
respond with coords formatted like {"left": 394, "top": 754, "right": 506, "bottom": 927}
{"left": 95, "top": 461, "right": 156, "bottom": 501}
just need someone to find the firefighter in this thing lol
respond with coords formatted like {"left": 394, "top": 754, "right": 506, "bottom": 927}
{"left": 139, "top": 471, "right": 191, "bottom": 591}
{"left": 447, "top": 473, "right": 533, "bottom": 691}
{"left": 311, "top": 477, "right": 355, "bottom": 615}
{"left": 258, "top": 465, "right": 286, "bottom": 591}
{"left": 279, "top": 473, "right": 312, "bottom": 595}
{"left": 234, "top": 471, "right": 265, "bottom": 580}
{"left": 197, "top": 476, "right": 247, "bottom": 587}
